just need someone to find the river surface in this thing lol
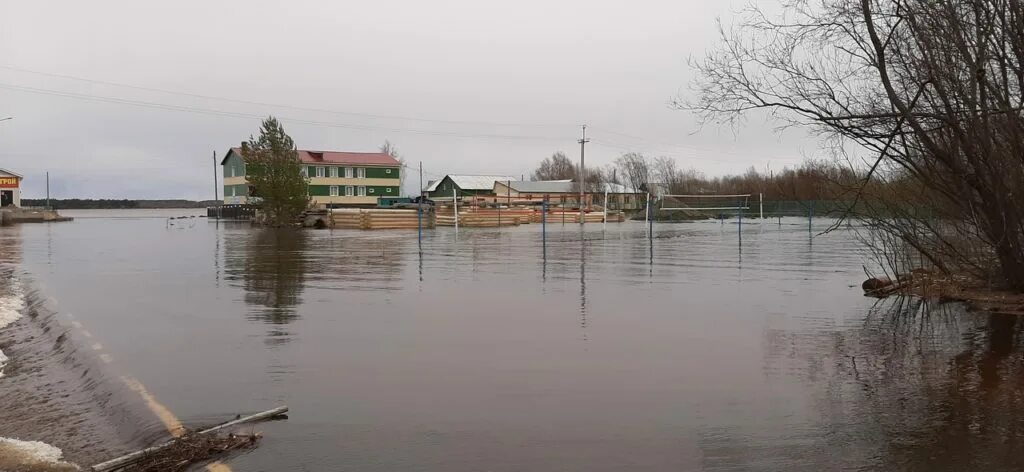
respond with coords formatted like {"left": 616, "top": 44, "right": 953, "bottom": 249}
{"left": 1, "top": 209, "right": 1023, "bottom": 471}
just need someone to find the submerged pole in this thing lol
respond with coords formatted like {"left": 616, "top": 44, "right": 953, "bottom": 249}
{"left": 542, "top": 199, "right": 547, "bottom": 255}
{"left": 644, "top": 192, "right": 650, "bottom": 231}
{"left": 452, "top": 187, "right": 458, "bottom": 233}
{"left": 648, "top": 194, "right": 653, "bottom": 237}
{"left": 418, "top": 161, "right": 423, "bottom": 249}
{"left": 603, "top": 190, "right": 608, "bottom": 230}
{"left": 759, "top": 192, "right": 763, "bottom": 219}
{"left": 808, "top": 202, "right": 813, "bottom": 234}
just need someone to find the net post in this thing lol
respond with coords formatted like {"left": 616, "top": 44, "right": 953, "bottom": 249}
{"left": 542, "top": 199, "right": 547, "bottom": 255}
{"left": 645, "top": 192, "right": 650, "bottom": 233}
{"left": 738, "top": 203, "right": 743, "bottom": 236}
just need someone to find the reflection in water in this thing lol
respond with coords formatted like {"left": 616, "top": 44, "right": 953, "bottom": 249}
{"left": 226, "top": 230, "right": 309, "bottom": 344}
{"left": 757, "top": 298, "right": 1024, "bottom": 471}
{"left": 579, "top": 231, "right": 588, "bottom": 342}
{"left": 0, "top": 224, "right": 22, "bottom": 266}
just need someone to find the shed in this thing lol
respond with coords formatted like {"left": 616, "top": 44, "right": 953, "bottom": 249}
{"left": 0, "top": 168, "right": 22, "bottom": 208}
{"left": 424, "top": 174, "right": 515, "bottom": 198}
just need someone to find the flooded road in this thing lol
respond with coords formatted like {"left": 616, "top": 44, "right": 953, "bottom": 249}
{"left": 2, "top": 210, "right": 1023, "bottom": 471}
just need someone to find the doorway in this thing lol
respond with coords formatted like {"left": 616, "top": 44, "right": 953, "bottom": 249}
{"left": 0, "top": 190, "right": 11, "bottom": 207}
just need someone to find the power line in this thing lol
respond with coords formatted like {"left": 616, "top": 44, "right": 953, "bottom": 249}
{"left": 588, "top": 125, "right": 804, "bottom": 163}
{"left": 0, "top": 64, "right": 576, "bottom": 129}
{"left": 0, "top": 82, "right": 572, "bottom": 143}
{"left": 590, "top": 139, "right": 803, "bottom": 164}
{"left": 0, "top": 66, "right": 807, "bottom": 165}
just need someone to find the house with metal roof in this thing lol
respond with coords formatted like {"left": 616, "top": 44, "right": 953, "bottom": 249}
{"left": 0, "top": 168, "right": 22, "bottom": 208}
{"left": 221, "top": 148, "right": 402, "bottom": 207}
{"left": 424, "top": 174, "right": 516, "bottom": 199}
{"left": 491, "top": 180, "right": 645, "bottom": 210}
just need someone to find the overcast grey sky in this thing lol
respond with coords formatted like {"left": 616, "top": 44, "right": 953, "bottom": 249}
{"left": 0, "top": 0, "right": 815, "bottom": 199}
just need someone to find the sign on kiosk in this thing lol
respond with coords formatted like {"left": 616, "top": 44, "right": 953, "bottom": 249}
{"left": 0, "top": 177, "right": 18, "bottom": 188}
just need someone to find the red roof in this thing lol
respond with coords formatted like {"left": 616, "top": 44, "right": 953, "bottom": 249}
{"left": 297, "top": 150, "right": 399, "bottom": 166}
{"left": 225, "top": 147, "right": 400, "bottom": 167}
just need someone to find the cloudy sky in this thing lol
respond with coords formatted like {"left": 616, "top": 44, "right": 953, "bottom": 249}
{"left": 0, "top": 0, "right": 816, "bottom": 199}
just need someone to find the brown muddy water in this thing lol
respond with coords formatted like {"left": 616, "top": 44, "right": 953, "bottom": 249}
{"left": 1, "top": 209, "right": 1023, "bottom": 471}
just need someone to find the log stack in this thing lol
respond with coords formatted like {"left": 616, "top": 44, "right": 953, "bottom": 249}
{"left": 330, "top": 208, "right": 434, "bottom": 230}
{"left": 533, "top": 210, "right": 625, "bottom": 223}
{"left": 436, "top": 208, "right": 529, "bottom": 227}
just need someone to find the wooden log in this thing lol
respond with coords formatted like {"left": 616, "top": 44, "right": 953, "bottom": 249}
{"left": 90, "top": 406, "right": 289, "bottom": 472}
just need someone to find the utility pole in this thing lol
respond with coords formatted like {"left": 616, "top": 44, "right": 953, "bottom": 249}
{"left": 578, "top": 124, "right": 589, "bottom": 225}
{"left": 212, "top": 150, "right": 218, "bottom": 203}
{"left": 418, "top": 161, "right": 424, "bottom": 248}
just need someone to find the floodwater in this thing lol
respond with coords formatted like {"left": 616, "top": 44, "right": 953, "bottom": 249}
{"left": 2, "top": 209, "right": 1024, "bottom": 471}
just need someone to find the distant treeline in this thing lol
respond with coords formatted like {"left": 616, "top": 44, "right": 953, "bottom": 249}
{"left": 22, "top": 199, "right": 220, "bottom": 209}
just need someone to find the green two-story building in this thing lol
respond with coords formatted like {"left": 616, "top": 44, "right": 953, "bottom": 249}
{"left": 222, "top": 148, "right": 402, "bottom": 207}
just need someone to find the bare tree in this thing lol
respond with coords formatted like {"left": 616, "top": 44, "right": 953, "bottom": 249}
{"left": 379, "top": 140, "right": 406, "bottom": 195}
{"left": 681, "top": 0, "right": 1024, "bottom": 290}
{"left": 615, "top": 152, "right": 652, "bottom": 194}
{"left": 653, "top": 156, "right": 681, "bottom": 194}
{"left": 532, "top": 151, "right": 576, "bottom": 181}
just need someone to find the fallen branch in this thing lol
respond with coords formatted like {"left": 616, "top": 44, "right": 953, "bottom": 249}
{"left": 91, "top": 405, "right": 288, "bottom": 472}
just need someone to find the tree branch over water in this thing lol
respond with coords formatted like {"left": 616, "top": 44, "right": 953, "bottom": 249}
{"left": 680, "top": 0, "right": 1024, "bottom": 290}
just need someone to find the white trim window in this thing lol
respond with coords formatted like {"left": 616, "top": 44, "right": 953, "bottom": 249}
{"left": 330, "top": 167, "right": 338, "bottom": 178}
{"left": 345, "top": 167, "right": 353, "bottom": 178}
{"left": 357, "top": 186, "right": 366, "bottom": 196}
{"left": 316, "top": 166, "right": 326, "bottom": 178}
{"left": 300, "top": 167, "right": 308, "bottom": 178}
{"left": 345, "top": 186, "right": 354, "bottom": 196}
{"left": 357, "top": 168, "right": 366, "bottom": 179}
{"left": 329, "top": 185, "right": 339, "bottom": 196}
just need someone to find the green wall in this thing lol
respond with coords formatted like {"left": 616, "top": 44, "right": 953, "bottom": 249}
{"left": 366, "top": 167, "right": 399, "bottom": 179}
{"left": 305, "top": 165, "right": 399, "bottom": 179}
{"left": 225, "top": 150, "right": 400, "bottom": 180}
{"left": 307, "top": 185, "right": 398, "bottom": 196}
{"left": 223, "top": 184, "right": 249, "bottom": 197}
{"left": 223, "top": 152, "right": 246, "bottom": 177}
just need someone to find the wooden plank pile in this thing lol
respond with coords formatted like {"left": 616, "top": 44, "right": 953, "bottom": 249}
{"left": 534, "top": 210, "right": 626, "bottom": 223}
{"left": 436, "top": 207, "right": 532, "bottom": 227}
{"left": 330, "top": 208, "right": 434, "bottom": 230}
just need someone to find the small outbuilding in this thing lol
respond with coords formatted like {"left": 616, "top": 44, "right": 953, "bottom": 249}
{"left": 424, "top": 174, "right": 516, "bottom": 199}
{"left": 0, "top": 168, "right": 22, "bottom": 207}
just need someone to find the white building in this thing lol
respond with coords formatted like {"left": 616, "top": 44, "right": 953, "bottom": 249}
{"left": 0, "top": 168, "right": 22, "bottom": 207}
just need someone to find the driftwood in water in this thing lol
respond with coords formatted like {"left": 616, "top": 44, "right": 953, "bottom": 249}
{"left": 90, "top": 406, "right": 288, "bottom": 472}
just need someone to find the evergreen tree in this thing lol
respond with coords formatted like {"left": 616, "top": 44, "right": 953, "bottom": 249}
{"left": 240, "top": 117, "right": 309, "bottom": 226}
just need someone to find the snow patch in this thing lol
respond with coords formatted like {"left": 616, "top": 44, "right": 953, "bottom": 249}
{"left": 0, "top": 276, "right": 25, "bottom": 378}
{"left": 0, "top": 437, "right": 80, "bottom": 471}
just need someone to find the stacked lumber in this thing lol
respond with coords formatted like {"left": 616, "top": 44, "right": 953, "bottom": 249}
{"left": 436, "top": 207, "right": 531, "bottom": 227}
{"left": 330, "top": 208, "right": 434, "bottom": 230}
{"left": 465, "top": 209, "right": 533, "bottom": 224}
{"left": 533, "top": 210, "right": 625, "bottom": 223}
{"left": 330, "top": 209, "right": 364, "bottom": 229}
{"left": 457, "top": 214, "right": 522, "bottom": 227}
